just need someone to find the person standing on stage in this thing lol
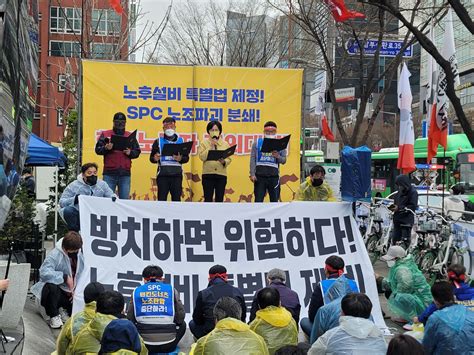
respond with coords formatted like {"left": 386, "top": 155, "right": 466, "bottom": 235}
{"left": 150, "top": 117, "right": 189, "bottom": 201}
{"left": 250, "top": 121, "right": 287, "bottom": 202}
{"left": 198, "top": 121, "right": 232, "bottom": 202}
{"left": 95, "top": 112, "right": 141, "bottom": 199}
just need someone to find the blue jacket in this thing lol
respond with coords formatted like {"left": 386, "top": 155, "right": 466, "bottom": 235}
{"left": 30, "top": 238, "right": 85, "bottom": 300}
{"left": 418, "top": 282, "right": 474, "bottom": 324}
{"left": 423, "top": 304, "right": 474, "bottom": 355}
{"left": 59, "top": 174, "right": 115, "bottom": 213}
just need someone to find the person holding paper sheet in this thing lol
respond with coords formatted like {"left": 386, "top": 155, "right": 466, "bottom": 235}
{"left": 250, "top": 121, "right": 287, "bottom": 202}
{"left": 150, "top": 117, "right": 189, "bottom": 201}
{"left": 95, "top": 112, "right": 141, "bottom": 199}
{"left": 198, "top": 121, "right": 232, "bottom": 202}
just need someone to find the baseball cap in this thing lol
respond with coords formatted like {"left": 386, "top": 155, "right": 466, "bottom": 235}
{"left": 381, "top": 246, "right": 406, "bottom": 261}
{"left": 113, "top": 112, "right": 126, "bottom": 121}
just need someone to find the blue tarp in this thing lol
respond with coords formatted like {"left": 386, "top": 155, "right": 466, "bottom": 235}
{"left": 341, "top": 145, "right": 372, "bottom": 202}
{"left": 25, "top": 134, "right": 67, "bottom": 167}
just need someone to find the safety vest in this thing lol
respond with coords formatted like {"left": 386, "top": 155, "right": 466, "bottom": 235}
{"left": 133, "top": 282, "right": 175, "bottom": 325}
{"left": 256, "top": 138, "right": 279, "bottom": 169}
{"left": 159, "top": 136, "right": 183, "bottom": 167}
{"left": 320, "top": 277, "right": 359, "bottom": 305}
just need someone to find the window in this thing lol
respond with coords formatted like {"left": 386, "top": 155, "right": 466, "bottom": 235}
{"left": 58, "top": 74, "right": 76, "bottom": 92}
{"left": 49, "top": 41, "right": 81, "bottom": 57}
{"left": 50, "top": 7, "right": 82, "bottom": 34}
{"left": 91, "top": 43, "right": 117, "bottom": 59}
{"left": 57, "top": 108, "right": 64, "bottom": 126}
{"left": 34, "top": 111, "right": 41, "bottom": 120}
{"left": 92, "top": 10, "right": 121, "bottom": 36}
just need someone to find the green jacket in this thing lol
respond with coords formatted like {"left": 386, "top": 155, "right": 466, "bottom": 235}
{"left": 384, "top": 255, "right": 432, "bottom": 320}
{"left": 295, "top": 177, "right": 336, "bottom": 201}
{"left": 249, "top": 306, "right": 298, "bottom": 355}
{"left": 56, "top": 302, "right": 97, "bottom": 355}
{"left": 191, "top": 317, "right": 269, "bottom": 355}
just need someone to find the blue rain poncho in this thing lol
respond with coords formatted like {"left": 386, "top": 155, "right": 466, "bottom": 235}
{"left": 423, "top": 304, "right": 474, "bottom": 355}
{"left": 384, "top": 254, "right": 432, "bottom": 321}
{"left": 310, "top": 276, "right": 357, "bottom": 344}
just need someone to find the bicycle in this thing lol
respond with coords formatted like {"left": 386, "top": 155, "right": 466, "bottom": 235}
{"left": 365, "top": 203, "right": 393, "bottom": 264}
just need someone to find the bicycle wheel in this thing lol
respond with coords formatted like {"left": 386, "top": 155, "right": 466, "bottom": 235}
{"left": 366, "top": 235, "right": 380, "bottom": 264}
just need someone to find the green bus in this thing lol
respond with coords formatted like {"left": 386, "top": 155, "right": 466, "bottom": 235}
{"left": 301, "top": 150, "right": 325, "bottom": 177}
{"left": 371, "top": 134, "right": 474, "bottom": 196}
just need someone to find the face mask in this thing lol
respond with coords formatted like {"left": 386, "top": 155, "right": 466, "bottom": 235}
{"left": 386, "top": 260, "right": 395, "bottom": 268}
{"left": 264, "top": 134, "right": 276, "bottom": 139}
{"left": 164, "top": 129, "right": 175, "bottom": 137}
{"left": 68, "top": 251, "right": 78, "bottom": 257}
{"left": 85, "top": 175, "right": 97, "bottom": 186}
{"left": 312, "top": 178, "right": 323, "bottom": 187}
{"left": 113, "top": 120, "right": 126, "bottom": 133}
{"left": 209, "top": 130, "right": 220, "bottom": 140}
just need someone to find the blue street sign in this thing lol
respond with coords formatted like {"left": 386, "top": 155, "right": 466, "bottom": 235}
{"left": 346, "top": 39, "right": 413, "bottom": 58}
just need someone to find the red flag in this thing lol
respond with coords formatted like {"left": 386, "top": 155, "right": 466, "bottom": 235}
{"left": 323, "top": 0, "right": 365, "bottom": 22}
{"left": 322, "top": 115, "right": 335, "bottom": 142}
{"left": 109, "top": 0, "right": 123, "bottom": 14}
{"left": 427, "top": 103, "right": 447, "bottom": 163}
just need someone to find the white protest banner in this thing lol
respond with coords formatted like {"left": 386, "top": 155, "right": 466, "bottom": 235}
{"left": 76, "top": 196, "right": 386, "bottom": 328}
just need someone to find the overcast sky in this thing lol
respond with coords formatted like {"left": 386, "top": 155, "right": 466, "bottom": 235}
{"left": 134, "top": 0, "right": 208, "bottom": 62}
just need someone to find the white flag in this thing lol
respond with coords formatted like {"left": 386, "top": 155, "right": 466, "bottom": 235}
{"left": 397, "top": 63, "right": 415, "bottom": 173}
{"left": 424, "top": 23, "right": 437, "bottom": 118}
{"left": 436, "top": 8, "right": 460, "bottom": 130}
{"left": 315, "top": 73, "right": 327, "bottom": 115}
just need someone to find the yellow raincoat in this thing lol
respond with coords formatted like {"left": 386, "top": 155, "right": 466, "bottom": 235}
{"left": 56, "top": 301, "right": 97, "bottom": 355}
{"left": 295, "top": 177, "right": 336, "bottom": 201}
{"left": 249, "top": 306, "right": 298, "bottom": 354}
{"left": 190, "top": 317, "right": 269, "bottom": 355}
{"left": 69, "top": 313, "right": 147, "bottom": 355}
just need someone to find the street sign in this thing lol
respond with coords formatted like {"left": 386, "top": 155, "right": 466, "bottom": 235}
{"left": 335, "top": 87, "right": 355, "bottom": 102}
{"left": 345, "top": 39, "right": 413, "bottom": 57}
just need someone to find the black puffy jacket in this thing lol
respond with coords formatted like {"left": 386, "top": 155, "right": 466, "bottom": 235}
{"left": 393, "top": 174, "right": 418, "bottom": 225}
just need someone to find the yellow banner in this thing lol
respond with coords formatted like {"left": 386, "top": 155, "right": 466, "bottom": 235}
{"left": 81, "top": 61, "right": 302, "bottom": 201}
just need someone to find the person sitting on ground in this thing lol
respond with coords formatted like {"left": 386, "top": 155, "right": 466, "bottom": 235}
{"left": 386, "top": 334, "right": 424, "bottom": 355}
{"left": 300, "top": 255, "right": 357, "bottom": 337}
{"left": 423, "top": 281, "right": 474, "bottom": 355}
{"left": 31, "top": 231, "right": 84, "bottom": 329}
{"left": 249, "top": 268, "right": 301, "bottom": 324}
{"left": 412, "top": 263, "right": 474, "bottom": 328}
{"left": 295, "top": 165, "right": 336, "bottom": 202}
{"left": 190, "top": 296, "right": 269, "bottom": 355}
{"left": 71, "top": 290, "right": 147, "bottom": 354}
{"left": 59, "top": 162, "right": 115, "bottom": 232}
{"left": 380, "top": 245, "right": 432, "bottom": 323}
{"left": 308, "top": 293, "right": 387, "bottom": 355}
{"left": 100, "top": 318, "right": 143, "bottom": 355}
{"left": 56, "top": 282, "right": 105, "bottom": 355}
{"left": 190, "top": 264, "right": 246, "bottom": 339}
{"left": 249, "top": 287, "right": 298, "bottom": 354}
{"left": 310, "top": 273, "right": 359, "bottom": 344}
{"left": 127, "top": 265, "right": 186, "bottom": 354}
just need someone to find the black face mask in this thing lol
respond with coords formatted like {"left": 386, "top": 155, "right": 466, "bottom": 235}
{"left": 85, "top": 175, "right": 98, "bottom": 186}
{"left": 113, "top": 120, "right": 126, "bottom": 134}
{"left": 312, "top": 178, "right": 323, "bottom": 187}
{"left": 68, "top": 252, "right": 78, "bottom": 258}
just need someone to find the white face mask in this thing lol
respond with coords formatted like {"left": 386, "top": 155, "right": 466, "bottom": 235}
{"left": 264, "top": 134, "right": 276, "bottom": 139}
{"left": 386, "top": 260, "right": 396, "bottom": 268}
{"left": 164, "top": 129, "right": 175, "bottom": 137}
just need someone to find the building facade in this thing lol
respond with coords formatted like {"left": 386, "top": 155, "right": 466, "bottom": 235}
{"left": 34, "top": 0, "right": 130, "bottom": 144}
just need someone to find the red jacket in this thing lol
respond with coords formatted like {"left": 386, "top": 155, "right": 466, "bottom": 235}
{"left": 95, "top": 130, "right": 141, "bottom": 175}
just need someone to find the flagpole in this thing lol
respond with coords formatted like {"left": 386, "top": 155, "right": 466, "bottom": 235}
{"left": 442, "top": 148, "right": 446, "bottom": 218}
